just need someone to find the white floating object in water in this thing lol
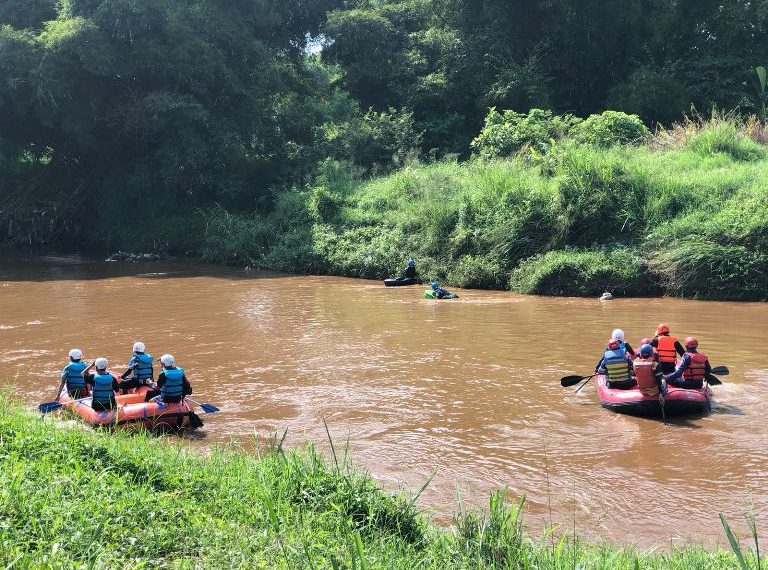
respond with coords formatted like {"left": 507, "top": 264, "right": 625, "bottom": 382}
{"left": 599, "top": 292, "right": 613, "bottom": 301}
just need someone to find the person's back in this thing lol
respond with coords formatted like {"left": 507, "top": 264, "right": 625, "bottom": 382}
{"left": 145, "top": 354, "right": 192, "bottom": 403}
{"left": 60, "top": 349, "right": 88, "bottom": 399}
{"left": 87, "top": 358, "right": 119, "bottom": 411}
{"left": 633, "top": 344, "right": 662, "bottom": 396}
{"left": 651, "top": 324, "right": 685, "bottom": 374}
{"left": 665, "top": 337, "right": 710, "bottom": 389}
{"left": 598, "top": 339, "right": 634, "bottom": 389}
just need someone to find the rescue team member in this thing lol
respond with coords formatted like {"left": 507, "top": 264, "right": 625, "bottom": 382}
{"left": 55, "top": 348, "right": 88, "bottom": 401}
{"left": 83, "top": 358, "right": 120, "bottom": 411}
{"left": 651, "top": 323, "right": 685, "bottom": 374}
{"left": 664, "top": 337, "right": 711, "bottom": 389}
{"left": 143, "top": 354, "right": 192, "bottom": 403}
{"left": 430, "top": 281, "right": 450, "bottom": 299}
{"left": 596, "top": 338, "right": 635, "bottom": 389}
{"left": 403, "top": 258, "right": 416, "bottom": 280}
{"left": 119, "top": 341, "right": 154, "bottom": 394}
{"left": 633, "top": 343, "right": 663, "bottom": 396}
{"left": 639, "top": 337, "right": 659, "bottom": 362}
{"left": 611, "top": 329, "right": 635, "bottom": 358}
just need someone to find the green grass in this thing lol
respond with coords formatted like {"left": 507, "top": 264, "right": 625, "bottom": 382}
{"left": 0, "top": 392, "right": 764, "bottom": 569}
{"left": 196, "top": 117, "right": 768, "bottom": 300}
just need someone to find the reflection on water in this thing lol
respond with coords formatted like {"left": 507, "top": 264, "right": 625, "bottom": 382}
{"left": 1, "top": 255, "right": 767, "bottom": 547}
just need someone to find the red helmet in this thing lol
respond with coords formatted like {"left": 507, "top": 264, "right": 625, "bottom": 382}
{"left": 608, "top": 338, "right": 621, "bottom": 350}
{"left": 640, "top": 337, "right": 652, "bottom": 345}
{"left": 656, "top": 323, "right": 670, "bottom": 335}
{"left": 685, "top": 336, "right": 698, "bottom": 349}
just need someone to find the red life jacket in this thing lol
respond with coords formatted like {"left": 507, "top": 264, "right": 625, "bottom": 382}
{"left": 633, "top": 357, "right": 659, "bottom": 396}
{"left": 682, "top": 351, "right": 708, "bottom": 382}
{"left": 656, "top": 334, "right": 678, "bottom": 363}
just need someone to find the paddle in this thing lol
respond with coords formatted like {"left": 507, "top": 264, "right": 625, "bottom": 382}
{"left": 185, "top": 397, "right": 220, "bottom": 414}
{"left": 710, "top": 366, "right": 729, "bottom": 376}
{"left": 705, "top": 373, "right": 722, "bottom": 386}
{"left": 39, "top": 396, "right": 90, "bottom": 414}
{"left": 575, "top": 376, "right": 593, "bottom": 394}
{"left": 560, "top": 374, "right": 595, "bottom": 388}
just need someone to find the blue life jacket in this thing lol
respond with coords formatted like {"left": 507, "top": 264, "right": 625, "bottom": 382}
{"left": 64, "top": 361, "right": 87, "bottom": 389}
{"left": 161, "top": 367, "right": 185, "bottom": 399}
{"left": 603, "top": 348, "right": 632, "bottom": 382}
{"left": 131, "top": 352, "right": 154, "bottom": 382}
{"left": 91, "top": 371, "right": 115, "bottom": 403}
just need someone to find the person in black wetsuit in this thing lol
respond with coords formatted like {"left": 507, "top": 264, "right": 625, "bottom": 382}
{"left": 403, "top": 258, "right": 416, "bottom": 280}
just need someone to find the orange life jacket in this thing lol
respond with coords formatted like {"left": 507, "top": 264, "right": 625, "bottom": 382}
{"left": 656, "top": 334, "right": 678, "bottom": 363}
{"left": 633, "top": 357, "right": 659, "bottom": 396}
{"left": 682, "top": 351, "right": 708, "bottom": 382}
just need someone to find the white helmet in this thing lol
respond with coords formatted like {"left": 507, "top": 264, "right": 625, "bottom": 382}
{"left": 611, "top": 328, "right": 625, "bottom": 341}
{"left": 68, "top": 348, "right": 83, "bottom": 360}
{"left": 94, "top": 357, "right": 108, "bottom": 370}
{"left": 133, "top": 341, "right": 145, "bottom": 353}
{"left": 159, "top": 354, "right": 174, "bottom": 367}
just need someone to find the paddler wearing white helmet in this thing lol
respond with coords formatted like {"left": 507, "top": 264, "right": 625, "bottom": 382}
{"left": 142, "top": 353, "right": 192, "bottom": 404}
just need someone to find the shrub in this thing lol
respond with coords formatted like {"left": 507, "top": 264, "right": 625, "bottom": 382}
{"left": 470, "top": 108, "right": 580, "bottom": 159}
{"left": 571, "top": 110, "right": 650, "bottom": 147}
{"left": 510, "top": 248, "right": 657, "bottom": 296}
{"left": 447, "top": 254, "right": 507, "bottom": 289}
{"left": 686, "top": 121, "right": 766, "bottom": 161}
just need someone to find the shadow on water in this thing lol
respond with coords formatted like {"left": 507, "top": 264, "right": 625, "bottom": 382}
{"left": 0, "top": 252, "right": 297, "bottom": 282}
{"left": 711, "top": 403, "right": 746, "bottom": 416}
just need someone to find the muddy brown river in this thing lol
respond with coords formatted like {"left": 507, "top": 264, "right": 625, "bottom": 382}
{"left": 1, "top": 255, "right": 766, "bottom": 547}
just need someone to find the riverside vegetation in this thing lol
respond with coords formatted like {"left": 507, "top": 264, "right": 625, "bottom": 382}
{"left": 0, "top": 391, "right": 762, "bottom": 569}
{"left": 202, "top": 113, "right": 768, "bottom": 301}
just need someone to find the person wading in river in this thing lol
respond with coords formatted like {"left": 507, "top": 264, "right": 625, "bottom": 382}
{"left": 143, "top": 354, "right": 192, "bottom": 403}
{"left": 84, "top": 358, "right": 119, "bottom": 411}
{"left": 596, "top": 338, "right": 635, "bottom": 389}
{"left": 55, "top": 348, "right": 88, "bottom": 401}
{"left": 633, "top": 343, "right": 663, "bottom": 396}
{"left": 664, "top": 337, "right": 711, "bottom": 389}
{"left": 651, "top": 323, "right": 686, "bottom": 374}
{"left": 119, "top": 341, "right": 154, "bottom": 394}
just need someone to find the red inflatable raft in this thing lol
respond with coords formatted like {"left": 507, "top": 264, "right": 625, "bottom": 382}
{"left": 596, "top": 374, "right": 712, "bottom": 417}
{"left": 57, "top": 382, "right": 199, "bottom": 430}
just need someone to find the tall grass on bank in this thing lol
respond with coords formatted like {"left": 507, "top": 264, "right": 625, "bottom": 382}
{"left": 0, "top": 392, "right": 763, "bottom": 569}
{"left": 201, "top": 115, "right": 768, "bottom": 300}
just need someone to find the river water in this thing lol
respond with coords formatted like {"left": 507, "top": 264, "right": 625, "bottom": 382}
{"left": 1, "top": 255, "right": 766, "bottom": 547}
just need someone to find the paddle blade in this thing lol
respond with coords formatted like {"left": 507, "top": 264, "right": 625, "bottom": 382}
{"left": 188, "top": 411, "right": 204, "bottom": 429}
{"left": 200, "top": 403, "right": 219, "bottom": 414}
{"left": 706, "top": 374, "right": 722, "bottom": 386}
{"left": 561, "top": 375, "right": 586, "bottom": 387}
{"left": 711, "top": 366, "right": 729, "bottom": 376}
{"left": 38, "top": 401, "right": 64, "bottom": 414}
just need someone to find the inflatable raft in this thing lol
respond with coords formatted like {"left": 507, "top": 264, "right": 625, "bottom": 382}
{"left": 57, "top": 383, "right": 200, "bottom": 430}
{"left": 384, "top": 277, "right": 417, "bottom": 287}
{"left": 424, "top": 289, "right": 458, "bottom": 299}
{"left": 596, "top": 374, "right": 711, "bottom": 417}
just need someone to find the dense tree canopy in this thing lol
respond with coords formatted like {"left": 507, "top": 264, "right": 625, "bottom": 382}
{"left": 2, "top": 0, "right": 768, "bottom": 247}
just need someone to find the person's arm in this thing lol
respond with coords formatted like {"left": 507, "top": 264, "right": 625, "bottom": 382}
{"left": 182, "top": 374, "right": 192, "bottom": 396}
{"left": 156, "top": 372, "right": 166, "bottom": 389}
{"left": 54, "top": 368, "right": 67, "bottom": 401}
{"left": 674, "top": 341, "right": 685, "bottom": 356}
{"left": 111, "top": 378, "right": 120, "bottom": 391}
{"left": 595, "top": 356, "right": 605, "bottom": 373}
{"left": 651, "top": 336, "right": 659, "bottom": 348}
{"left": 120, "top": 356, "right": 137, "bottom": 380}
{"left": 665, "top": 354, "right": 690, "bottom": 381}
{"left": 82, "top": 362, "right": 96, "bottom": 385}
{"left": 624, "top": 342, "right": 635, "bottom": 357}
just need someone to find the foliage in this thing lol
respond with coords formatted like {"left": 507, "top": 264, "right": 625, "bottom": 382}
{"left": 570, "top": 111, "right": 650, "bottom": 147}
{"left": 470, "top": 108, "right": 580, "bottom": 159}
{"left": 509, "top": 248, "right": 657, "bottom": 297}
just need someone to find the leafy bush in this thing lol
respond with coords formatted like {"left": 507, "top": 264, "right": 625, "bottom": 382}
{"left": 510, "top": 248, "right": 657, "bottom": 296}
{"left": 447, "top": 254, "right": 507, "bottom": 289}
{"left": 470, "top": 108, "right": 580, "bottom": 159}
{"left": 571, "top": 110, "right": 650, "bottom": 147}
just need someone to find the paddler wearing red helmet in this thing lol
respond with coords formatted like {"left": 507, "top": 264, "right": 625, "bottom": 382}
{"left": 664, "top": 336, "right": 712, "bottom": 389}
{"left": 595, "top": 337, "right": 635, "bottom": 389}
{"left": 650, "top": 323, "right": 686, "bottom": 374}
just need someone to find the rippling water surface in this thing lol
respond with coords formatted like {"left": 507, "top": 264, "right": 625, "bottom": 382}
{"left": 2, "top": 255, "right": 767, "bottom": 547}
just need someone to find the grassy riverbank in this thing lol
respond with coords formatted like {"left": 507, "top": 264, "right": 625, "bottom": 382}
{"left": 0, "top": 393, "right": 759, "bottom": 569}
{"left": 201, "top": 117, "right": 768, "bottom": 301}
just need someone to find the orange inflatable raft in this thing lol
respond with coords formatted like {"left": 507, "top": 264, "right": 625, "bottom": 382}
{"left": 57, "top": 381, "right": 200, "bottom": 430}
